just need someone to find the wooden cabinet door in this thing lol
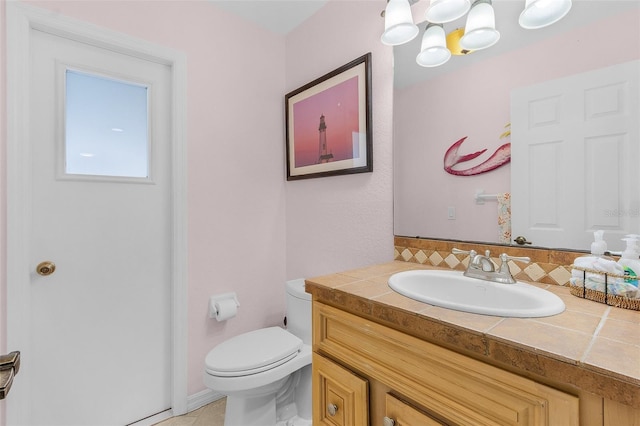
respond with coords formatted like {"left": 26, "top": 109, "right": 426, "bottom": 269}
{"left": 604, "top": 399, "right": 640, "bottom": 426}
{"left": 313, "top": 353, "right": 369, "bottom": 426}
{"left": 384, "top": 394, "right": 444, "bottom": 426}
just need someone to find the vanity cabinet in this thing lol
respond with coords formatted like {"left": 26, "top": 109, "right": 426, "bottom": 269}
{"left": 313, "top": 352, "right": 369, "bottom": 425}
{"left": 385, "top": 394, "right": 444, "bottom": 425}
{"left": 312, "top": 301, "right": 580, "bottom": 426}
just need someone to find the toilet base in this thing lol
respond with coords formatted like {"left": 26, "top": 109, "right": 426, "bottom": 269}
{"left": 294, "top": 365, "right": 312, "bottom": 419}
{"left": 220, "top": 369, "right": 312, "bottom": 426}
{"left": 224, "top": 393, "right": 276, "bottom": 426}
{"left": 224, "top": 396, "right": 312, "bottom": 426}
{"left": 276, "top": 415, "right": 312, "bottom": 426}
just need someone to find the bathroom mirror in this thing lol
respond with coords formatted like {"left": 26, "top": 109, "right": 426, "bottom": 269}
{"left": 393, "top": 0, "right": 640, "bottom": 252}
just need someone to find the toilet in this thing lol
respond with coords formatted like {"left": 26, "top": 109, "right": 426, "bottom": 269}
{"left": 203, "top": 279, "right": 312, "bottom": 426}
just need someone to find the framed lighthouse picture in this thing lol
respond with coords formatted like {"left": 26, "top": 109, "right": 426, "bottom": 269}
{"left": 285, "top": 53, "right": 372, "bottom": 181}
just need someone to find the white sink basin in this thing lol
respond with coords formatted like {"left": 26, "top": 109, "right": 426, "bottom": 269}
{"left": 388, "top": 269, "right": 565, "bottom": 318}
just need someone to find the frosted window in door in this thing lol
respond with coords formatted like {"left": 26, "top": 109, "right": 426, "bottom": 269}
{"left": 65, "top": 70, "right": 149, "bottom": 178}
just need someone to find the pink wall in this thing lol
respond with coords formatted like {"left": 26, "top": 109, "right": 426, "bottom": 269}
{"left": 1, "top": 0, "right": 288, "bottom": 405}
{"left": 394, "top": 7, "right": 640, "bottom": 243}
{"left": 0, "top": 0, "right": 394, "bottom": 418}
{"left": 285, "top": 0, "right": 395, "bottom": 280}
{"left": 2, "top": 0, "right": 635, "bottom": 420}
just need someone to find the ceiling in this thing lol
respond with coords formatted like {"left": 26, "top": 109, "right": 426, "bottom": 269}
{"left": 210, "top": 0, "right": 328, "bottom": 34}
{"left": 210, "top": 0, "right": 638, "bottom": 88}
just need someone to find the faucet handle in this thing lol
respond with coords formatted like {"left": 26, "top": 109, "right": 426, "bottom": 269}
{"left": 452, "top": 248, "right": 477, "bottom": 257}
{"left": 500, "top": 253, "right": 531, "bottom": 275}
{"left": 499, "top": 253, "right": 531, "bottom": 265}
{"left": 494, "top": 254, "right": 530, "bottom": 284}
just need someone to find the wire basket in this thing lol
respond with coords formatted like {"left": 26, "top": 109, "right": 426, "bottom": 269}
{"left": 569, "top": 266, "right": 639, "bottom": 311}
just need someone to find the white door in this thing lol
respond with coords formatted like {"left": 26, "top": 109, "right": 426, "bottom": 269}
{"left": 14, "top": 22, "right": 172, "bottom": 426}
{"left": 511, "top": 60, "right": 639, "bottom": 252}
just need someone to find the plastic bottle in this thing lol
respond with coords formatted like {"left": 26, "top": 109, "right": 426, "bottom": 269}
{"left": 618, "top": 237, "right": 640, "bottom": 288}
{"left": 573, "top": 230, "right": 608, "bottom": 270}
{"left": 571, "top": 230, "right": 626, "bottom": 293}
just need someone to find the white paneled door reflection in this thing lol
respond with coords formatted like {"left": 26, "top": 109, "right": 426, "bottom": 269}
{"left": 511, "top": 60, "right": 639, "bottom": 252}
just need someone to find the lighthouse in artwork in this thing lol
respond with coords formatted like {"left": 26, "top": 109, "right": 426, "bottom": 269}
{"left": 317, "top": 114, "right": 334, "bottom": 163}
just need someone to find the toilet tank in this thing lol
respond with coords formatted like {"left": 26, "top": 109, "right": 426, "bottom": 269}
{"left": 285, "top": 279, "right": 312, "bottom": 345}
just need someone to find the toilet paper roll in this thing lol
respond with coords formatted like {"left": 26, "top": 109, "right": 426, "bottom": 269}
{"left": 214, "top": 298, "right": 238, "bottom": 322}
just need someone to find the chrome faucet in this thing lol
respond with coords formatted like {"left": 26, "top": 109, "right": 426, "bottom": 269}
{"left": 452, "top": 248, "right": 530, "bottom": 284}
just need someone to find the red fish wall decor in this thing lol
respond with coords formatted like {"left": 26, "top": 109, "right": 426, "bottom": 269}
{"left": 443, "top": 124, "right": 511, "bottom": 176}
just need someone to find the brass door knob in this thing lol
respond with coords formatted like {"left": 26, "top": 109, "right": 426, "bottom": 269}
{"left": 514, "top": 236, "right": 532, "bottom": 245}
{"left": 0, "top": 351, "right": 20, "bottom": 373}
{"left": 36, "top": 261, "right": 56, "bottom": 276}
{"left": 0, "top": 351, "right": 20, "bottom": 400}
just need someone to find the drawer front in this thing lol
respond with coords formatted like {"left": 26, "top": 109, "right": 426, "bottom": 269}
{"left": 314, "top": 301, "right": 579, "bottom": 426}
{"left": 313, "top": 352, "right": 369, "bottom": 426}
{"left": 385, "top": 393, "right": 444, "bottom": 426}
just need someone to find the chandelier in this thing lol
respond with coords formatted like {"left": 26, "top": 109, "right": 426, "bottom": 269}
{"left": 382, "top": 0, "right": 573, "bottom": 67}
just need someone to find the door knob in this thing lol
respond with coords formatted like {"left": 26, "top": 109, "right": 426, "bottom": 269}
{"left": 0, "top": 351, "right": 20, "bottom": 400}
{"left": 327, "top": 403, "right": 338, "bottom": 416}
{"left": 383, "top": 416, "right": 396, "bottom": 426}
{"left": 36, "top": 261, "right": 56, "bottom": 276}
{"left": 513, "top": 236, "right": 532, "bottom": 245}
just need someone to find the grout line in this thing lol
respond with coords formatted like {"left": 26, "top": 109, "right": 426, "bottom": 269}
{"left": 580, "top": 306, "right": 611, "bottom": 363}
{"left": 484, "top": 317, "right": 507, "bottom": 334}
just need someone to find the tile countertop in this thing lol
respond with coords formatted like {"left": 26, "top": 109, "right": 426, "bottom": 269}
{"left": 305, "top": 261, "right": 640, "bottom": 409}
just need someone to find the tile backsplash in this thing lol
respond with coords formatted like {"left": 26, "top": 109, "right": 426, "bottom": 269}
{"left": 394, "top": 236, "right": 589, "bottom": 287}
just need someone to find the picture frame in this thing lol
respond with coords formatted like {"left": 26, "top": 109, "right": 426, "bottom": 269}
{"left": 285, "top": 53, "right": 372, "bottom": 181}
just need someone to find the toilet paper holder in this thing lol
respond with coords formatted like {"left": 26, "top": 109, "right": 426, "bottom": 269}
{"left": 209, "top": 292, "right": 240, "bottom": 319}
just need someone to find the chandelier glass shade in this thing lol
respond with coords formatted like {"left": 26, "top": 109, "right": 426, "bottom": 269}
{"left": 519, "top": 0, "right": 573, "bottom": 29}
{"left": 381, "top": 0, "right": 420, "bottom": 46}
{"left": 382, "top": 0, "right": 572, "bottom": 67}
{"left": 416, "top": 23, "right": 452, "bottom": 67}
{"left": 459, "top": 0, "right": 500, "bottom": 51}
{"left": 425, "top": 0, "right": 470, "bottom": 24}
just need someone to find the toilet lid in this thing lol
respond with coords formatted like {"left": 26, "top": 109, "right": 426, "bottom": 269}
{"left": 205, "top": 327, "right": 303, "bottom": 377}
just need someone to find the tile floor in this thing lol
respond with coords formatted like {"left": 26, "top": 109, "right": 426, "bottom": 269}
{"left": 154, "top": 398, "right": 226, "bottom": 426}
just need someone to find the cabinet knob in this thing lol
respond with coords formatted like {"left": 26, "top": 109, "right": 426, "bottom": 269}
{"left": 327, "top": 403, "right": 338, "bottom": 416}
{"left": 383, "top": 416, "right": 396, "bottom": 426}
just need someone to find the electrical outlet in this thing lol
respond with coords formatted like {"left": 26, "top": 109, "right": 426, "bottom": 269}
{"left": 447, "top": 206, "right": 456, "bottom": 220}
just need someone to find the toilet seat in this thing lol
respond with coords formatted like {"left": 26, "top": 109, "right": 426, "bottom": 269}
{"left": 205, "top": 327, "right": 303, "bottom": 377}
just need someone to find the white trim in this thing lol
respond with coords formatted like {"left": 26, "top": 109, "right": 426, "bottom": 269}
{"left": 128, "top": 410, "right": 173, "bottom": 426}
{"left": 170, "top": 24, "right": 189, "bottom": 418}
{"left": 128, "top": 390, "right": 224, "bottom": 426}
{"left": 6, "top": 2, "right": 188, "bottom": 422}
{"left": 186, "top": 389, "right": 225, "bottom": 413}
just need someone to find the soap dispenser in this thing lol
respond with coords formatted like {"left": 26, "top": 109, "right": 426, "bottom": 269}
{"left": 618, "top": 236, "right": 640, "bottom": 288}
{"left": 571, "top": 230, "right": 624, "bottom": 293}
{"left": 590, "top": 230, "right": 608, "bottom": 257}
{"left": 573, "top": 230, "right": 609, "bottom": 269}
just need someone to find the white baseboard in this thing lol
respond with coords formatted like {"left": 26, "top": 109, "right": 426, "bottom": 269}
{"left": 128, "top": 390, "right": 224, "bottom": 426}
{"left": 128, "top": 410, "right": 173, "bottom": 426}
{"left": 187, "top": 388, "right": 225, "bottom": 413}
